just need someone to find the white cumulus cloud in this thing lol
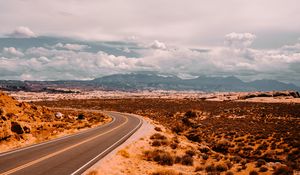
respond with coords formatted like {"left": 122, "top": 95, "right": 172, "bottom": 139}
{"left": 224, "top": 33, "right": 256, "bottom": 49}
{"left": 54, "top": 43, "right": 90, "bottom": 51}
{"left": 8, "top": 26, "right": 37, "bottom": 38}
{"left": 2, "top": 47, "right": 24, "bottom": 57}
{"left": 149, "top": 40, "right": 167, "bottom": 50}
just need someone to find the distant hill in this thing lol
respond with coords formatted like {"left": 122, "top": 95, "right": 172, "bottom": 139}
{"left": 1, "top": 73, "right": 300, "bottom": 92}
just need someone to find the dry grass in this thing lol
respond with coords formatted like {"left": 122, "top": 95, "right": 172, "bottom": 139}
{"left": 0, "top": 91, "right": 110, "bottom": 152}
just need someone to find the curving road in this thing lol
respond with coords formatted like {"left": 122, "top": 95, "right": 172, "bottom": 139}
{"left": 0, "top": 111, "right": 142, "bottom": 175}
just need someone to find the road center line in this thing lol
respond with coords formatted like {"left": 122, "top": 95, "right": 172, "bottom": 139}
{"left": 70, "top": 116, "right": 143, "bottom": 175}
{"left": 1, "top": 114, "right": 128, "bottom": 175}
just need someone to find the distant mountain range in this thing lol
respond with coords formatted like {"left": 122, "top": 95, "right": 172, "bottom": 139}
{"left": 0, "top": 73, "right": 299, "bottom": 92}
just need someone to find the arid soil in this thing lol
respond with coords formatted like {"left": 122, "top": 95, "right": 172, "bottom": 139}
{"left": 0, "top": 91, "right": 111, "bottom": 152}
{"left": 35, "top": 98, "right": 300, "bottom": 174}
{"left": 6, "top": 90, "right": 300, "bottom": 103}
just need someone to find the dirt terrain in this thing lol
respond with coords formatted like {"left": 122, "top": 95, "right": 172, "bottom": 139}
{"left": 35, "top": 98, "right": 300, "bottom": 174}
{"left": 0, "top": 91, "right": 110, "bottom": 152}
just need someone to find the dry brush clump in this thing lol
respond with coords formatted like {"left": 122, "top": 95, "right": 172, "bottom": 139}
{"left": 144, "top": 149, "right": 174, "bottom": 166}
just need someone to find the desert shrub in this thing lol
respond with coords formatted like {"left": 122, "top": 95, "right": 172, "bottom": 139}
{"left": 212, "top": 141, "right": 230, "bottom": 154}
{"left": 241, "top": 159, "right": 247, "bottom": 165}
{"left": 144, "top": 150, "right": 174, "bottom": 166}
{"left": 249, "top": 170, "right": 259, "bottom": 175}
{"left": 238, "top": 142, "right": 245, "bottom": 147}
{"left": 241, "top": 164, "right": 247, "bottom": 170}
{"left": 255, "top": 159, "right": 266, "bottom": 167}
{"left": 1, "top": 116, "right": 7, "bottom": 121}
{"left": 170, "top": 143, "right": 178, "bottom": 149}
{"left": 6, "top": 112, "right": 15, "bottom": 118}
{"left": 152, "top": 169, "right": 179, "bottom": 175}
{"left": 144, "top": 149, "right": 159, "bottom": 161}
{"left": 158, "top": 153, "right": 174, "bottom": 166}
{"left": 271, "top": 142, "right": 277, "bottom": 150}
{"left": 257, "top": 142, "right": 269, "bottom": 150}
{"left": 205, "top": 164, "right": 216, "bottom": 172}
{"left": 171, "top": 124, "right": 185, "bottom": 134}
{"left": 248, "top": 142, "right": 255, "bottom": 146}
{"left": 174, "top": 156, "right": 182, "bottom": 164}
{"left": 202, "top": 154, "right": 209, "bottom": 160}
{"left": 77, "top": 113, "right": 85, "bottom": 120}
{"left": 181, "top": 154, "right": 193, "bottom": 166}
{"left": 259, "top": 166, "right": 268, "bottom": 172}
{"left": 272, "top": 166, "right": 293, "bottom": 175}
{"left": 185, "top": 150, "right": 196, "bottom": 157}
{"left": 11, "top": 122, "right": 24, "bottom": 134}
{"left": 225, "top": 171, "right": 234, "bottom": 175}
{"left": 225, "top": 161, "right": 233, "bottom": 169}
{"left": 184, "top": 110, "right": 197, "bottom": 118}
{"left": 230, "top": 156, "right": 242, "bottom": 163}
{"left": 154, "top": 127, "right": 162, "bottom": 132}
{"left": 199, "top": 147, "right": 210, "bottom": 153}
{"left": 150, "top": 133, "right": 167, "bottom": 140}
{"left": 216, "top": 164, "right": 227, "bottom": 172}
{"left": 186, "top": 132, "right": 201, "bottom": 142}
{"left": 286, "top": 149, "right": 299, "bottom": 161}
{"left": 253, "top": 149, "right": 262, "bottom": 156}
{"left": 152, "top": 140, "right": 162, "bottom": 147}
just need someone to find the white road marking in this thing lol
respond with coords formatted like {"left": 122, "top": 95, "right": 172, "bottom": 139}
{"left": 70, "top": 114, "right": 143, "bottom": 175}
{"left": 0, "top": 116, "right": 116, "bottom": 157}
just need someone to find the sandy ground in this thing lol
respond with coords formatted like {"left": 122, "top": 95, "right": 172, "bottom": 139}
{"left": 237, "top": 97, "right": 300, "bottom": 103}
{"left": 7, "top": 90, "right": 300, "bottom": 104}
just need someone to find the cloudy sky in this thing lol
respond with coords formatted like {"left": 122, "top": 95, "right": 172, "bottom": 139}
{"left": 0, "top": 0, "right": 300, "bottom": 85}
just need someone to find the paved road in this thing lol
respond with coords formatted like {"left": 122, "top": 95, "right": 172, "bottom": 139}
{"left": 0, "top": 111, "right": 142, "bottom": 175}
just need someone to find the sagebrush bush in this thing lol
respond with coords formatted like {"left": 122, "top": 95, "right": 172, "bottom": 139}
{"left": 216, "top": 164, "right": 227, "bottom": 172}
{"left": 152, "top": 169, "right": 179, "bottom": 175}
{"left": 152, "top": 140, "right": 162, "bottom": 147}
{"left": 205, "top": 164, "right": 216, "bottom": 172}
{"left": 199, "top": 147, "right": 210, "bottom": 153}
{"left": 174, "top": 156, "right": 182, "bottom": 164}
{"left": 225, "top": 171, "right": 234, "bottom": 175}
{"left": 171, "top": 124, "right": 185, "bottom": 134}
{"left": 150, "top": 133, "right": 167, "bottom": 140}
{"left": 185, "top": 150, "right": 196, "bottom": 157}
{"left": 181, "top": 154, "right": 193, "bottom": 166}
{"left": 259, "top": 166, "right": 268, "bottom": 172}
{"left": 249, "top": 170, "right": 259, "bottom": 175}
{"left": 170, "top": 143, "right": 178, "bottom": 149}
{"left": 272, "top": 166, "right": 293, "bottom": 175}
{"left": 255, "top": 159, "right": 266, "bottom": 167}
{"left": 202, "top": 154, "right": 209, "bottom": 160}
{"left": 154, "top": 127, "right": 162, "bottom": 132}
{"left": 144, "top": 149, "right": 174, "bottom": 166}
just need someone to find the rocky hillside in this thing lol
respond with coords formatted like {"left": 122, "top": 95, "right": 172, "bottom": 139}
{"left": 0, "top": 91, "right": 109, "bottom": 152}
{"left": 1, "top": 73, "right": 300, "bottom": 92}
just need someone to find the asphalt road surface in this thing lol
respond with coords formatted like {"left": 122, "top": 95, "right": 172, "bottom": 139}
{"left": 0, "top": 111, "right": 142, "bottom": 175}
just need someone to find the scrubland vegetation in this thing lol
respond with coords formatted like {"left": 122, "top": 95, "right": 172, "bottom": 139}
{"left": 0, "top": 91, "right": 110, "bottom": 152}
{"left": 35, "top": 98, "right": 300, "bottom": 174}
